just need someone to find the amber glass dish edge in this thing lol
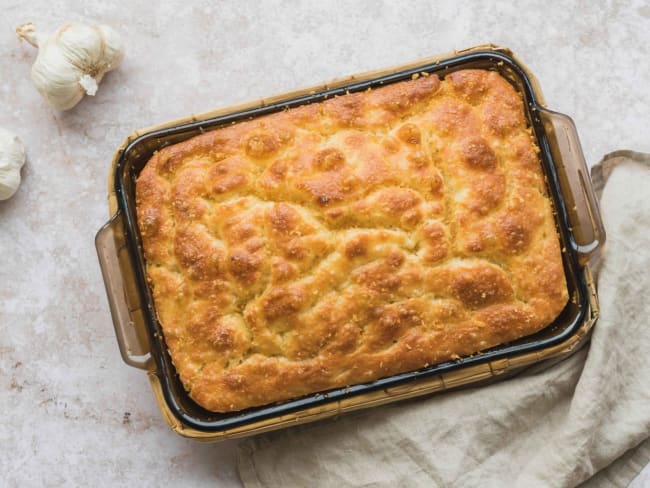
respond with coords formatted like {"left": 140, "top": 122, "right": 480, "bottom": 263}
{"left": 96, "top": 45, "right": 602, "bottom": 440}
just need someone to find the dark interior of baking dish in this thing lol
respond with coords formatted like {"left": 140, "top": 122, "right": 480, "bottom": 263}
{"left": 113, "top": 51, "right": 591, "bottom": 431}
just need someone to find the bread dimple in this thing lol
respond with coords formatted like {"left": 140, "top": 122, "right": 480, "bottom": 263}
{"left": 136, "top": 69, "right": 568, "bottom": 412}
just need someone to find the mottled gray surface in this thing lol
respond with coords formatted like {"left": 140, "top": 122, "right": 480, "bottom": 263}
{"left": 0, "top": 1, "right": 648, "bottom": 486}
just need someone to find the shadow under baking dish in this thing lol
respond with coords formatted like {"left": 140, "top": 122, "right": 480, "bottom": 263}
{"left": 111, "top": 51, "right": 592, "bottom": 432}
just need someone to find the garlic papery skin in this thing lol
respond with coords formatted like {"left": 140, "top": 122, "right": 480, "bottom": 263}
{"left": 16, "top": 22, "right": 124, "bottom": 111}
{"left": 0, "top": 129, "right": 26, "bottom": 201}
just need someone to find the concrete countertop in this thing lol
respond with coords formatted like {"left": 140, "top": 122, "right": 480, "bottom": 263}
{"left": 1, "top": 1, "right": 649, "bottom": 486}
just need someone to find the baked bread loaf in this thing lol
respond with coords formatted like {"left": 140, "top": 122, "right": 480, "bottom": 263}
{"left": 136, "top": 69, "right": 568, "bottom": 412}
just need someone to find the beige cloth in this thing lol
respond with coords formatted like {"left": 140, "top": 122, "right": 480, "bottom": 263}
{"left": 238, "top": 151, "right": 650, "bottom": 488}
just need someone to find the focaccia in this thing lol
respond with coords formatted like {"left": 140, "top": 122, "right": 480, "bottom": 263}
{"left": 136, "top": 69, "right": 568, "bottom": 412}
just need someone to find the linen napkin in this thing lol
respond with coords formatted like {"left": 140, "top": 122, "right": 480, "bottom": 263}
{"left": 238, "top": 151, "right": 650, "bottom": 488}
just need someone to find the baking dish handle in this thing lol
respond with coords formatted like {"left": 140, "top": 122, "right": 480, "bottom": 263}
{"left": 95, "top": 212, "right": 152, "bottom": 370}
{"left": 538, "top": 108, "right": 606, "bottom": 265}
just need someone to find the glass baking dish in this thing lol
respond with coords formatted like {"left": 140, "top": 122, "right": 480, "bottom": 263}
{"left": 95, "top": 45, "right": 604, "bottom": 441}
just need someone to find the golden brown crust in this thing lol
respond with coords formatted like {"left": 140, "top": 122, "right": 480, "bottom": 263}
{"left": 136, "top": 70, "right": 568, "bottom": 412}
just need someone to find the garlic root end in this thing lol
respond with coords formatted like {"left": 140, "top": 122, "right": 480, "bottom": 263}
{"left": 78, "top": 74, "right": 99, "bottom": 96}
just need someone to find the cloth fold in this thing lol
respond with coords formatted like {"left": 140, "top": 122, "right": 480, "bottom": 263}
{"left": 238, "top": 151, "right": 650, "bottom": 488}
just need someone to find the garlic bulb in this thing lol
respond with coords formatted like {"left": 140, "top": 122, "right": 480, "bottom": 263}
{"left": 0, "top": 129, "right": 26, "bottom": 201}
{"left": 16, "top": 22, "right": 124, "bottom": 110}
